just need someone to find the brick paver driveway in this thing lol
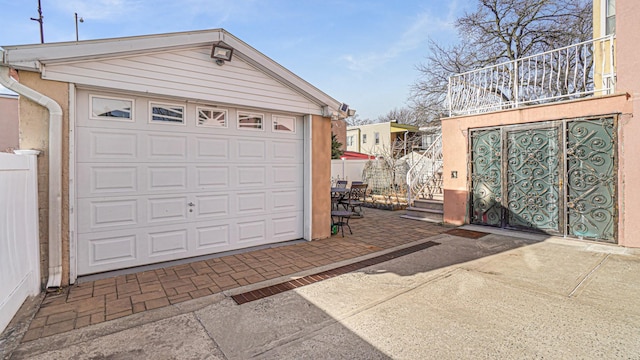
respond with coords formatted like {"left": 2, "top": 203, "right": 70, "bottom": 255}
{"left": 22, "top": 208, "right": 446, "bottom": 342}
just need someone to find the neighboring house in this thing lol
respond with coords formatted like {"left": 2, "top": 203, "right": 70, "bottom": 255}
{"left": 346, "top": 121, "right": 420, "bottom": 157}
{"left": 441, "top": 0, "right": 640, "bottom": 248}
{"left": 0, "top": 29, "right": 351, "bottom": 287}
{"left": 331, "top": 118, "right": 347, "bottom": 151}
{"left": 0, "top": 92, "right": 18, "bottom": 151}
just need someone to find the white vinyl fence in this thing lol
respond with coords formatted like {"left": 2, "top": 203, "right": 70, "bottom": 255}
{"left": 0, "top": 150, "right": 41, "bottom": 333}
{"left": 331, "top": 159, "right": 368, "bottom": 185}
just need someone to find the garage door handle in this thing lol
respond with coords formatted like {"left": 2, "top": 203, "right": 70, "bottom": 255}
{"left": 187, "top": 202, "right": 195, "bottom": 207}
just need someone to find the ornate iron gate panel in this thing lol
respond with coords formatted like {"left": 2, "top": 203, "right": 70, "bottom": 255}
{"left": 566, "top": 117, "right": 616, "bottom": 241}
{"left": 470, "top": 129, "right": 502, "bottom": 226}
{"left": 505, "top": 127, "right": 561, "bottom": 232}
{"left": 469, "top": 117, "right": 616, "bottom": 242}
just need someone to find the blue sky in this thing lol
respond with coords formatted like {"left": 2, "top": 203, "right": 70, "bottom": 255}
{"left": 0, "top": 0, "right": 470, "bottom": 120}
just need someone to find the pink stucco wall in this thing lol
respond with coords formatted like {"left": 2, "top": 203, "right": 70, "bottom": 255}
{"left": 0, "top": 94, "right": 19, "bottom": 151}
{"left": 442, "top": 94, "right": 635, "bottom": 246}
{"left": 610, "top": 0, "right": 640, "bottom": 247}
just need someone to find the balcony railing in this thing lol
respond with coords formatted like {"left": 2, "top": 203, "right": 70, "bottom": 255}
{"left": 448, "top": 35, "right": 615, "bottom": 117}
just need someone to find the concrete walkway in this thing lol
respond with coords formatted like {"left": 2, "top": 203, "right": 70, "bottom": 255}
{"left": 3, "top": 216, "right": 640, "bottom": 358}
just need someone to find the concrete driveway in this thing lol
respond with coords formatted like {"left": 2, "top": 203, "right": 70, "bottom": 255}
{"left": 6, "top": 229, "right": 640, "bottom": 359}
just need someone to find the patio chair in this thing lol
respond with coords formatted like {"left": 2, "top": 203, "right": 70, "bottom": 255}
{"left": 331, "top": 210, "right": 352, "bottom": 237}
{"left": 340, "top": 183, "right": 368, "bottom": 217}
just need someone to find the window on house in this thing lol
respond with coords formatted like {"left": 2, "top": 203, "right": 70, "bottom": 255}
{"left": 606, "top": 0, "right": 616, "bottom": 35}
{"left": 238, "top": 111, "right": 264, "bottom": 130}
{"left": 422, "top": 134, "right": 434, "bottom": 149}
{"left": 347, "top": 135, "right": 354, "bottom": 146}
{"left": 273, "top": 115, "right": 296, "bottom": 133}
{"left": 375, "top": 132, "right": 380, "bottom": 145}
{"left": 362, "top": 134, "right": 367, "bottom": 144}
{"left": 90, "top": 95, "right": 133, "bottom": 120}
{"left": 150, "top": 102, "right": 185, "bottom": 124}
{"left": 197, "top": 107, "right": 227, "bottom": 128}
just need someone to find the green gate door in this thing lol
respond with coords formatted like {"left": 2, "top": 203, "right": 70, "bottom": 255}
{"left": 566, "top": 118, "right": 616, "bottom": 242}
{"left": 470, "top": 129, "right": 502, "bottom": 226}
{"left": 505, "top": 126, "right": 561, "bottom": 233}
{"left": 469, "top": 117, "right": 616, "bottom": 242}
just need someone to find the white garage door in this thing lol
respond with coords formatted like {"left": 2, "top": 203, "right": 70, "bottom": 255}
{"left": 76, "top": 91, "right": 304, "bottom": 275}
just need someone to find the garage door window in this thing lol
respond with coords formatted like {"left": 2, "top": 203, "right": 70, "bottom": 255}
{"left": 197, "top": 107, "right": 228, "bottom": 128}
{"left": 238, "top": 111, "right": 264, "bottom": 130}
{"left": 150, "top": 102, "right": 185, "bottom": 125}
{"left": 90, "top": 95, "right": 134, "bottom": 121}
{"left": 273, "top": 115, "right": 296, "bottom": 133}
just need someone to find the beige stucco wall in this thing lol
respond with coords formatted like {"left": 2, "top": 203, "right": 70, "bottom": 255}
{"left": 0, "top": 95, "right": 19, "bottom": 151}
{"left": 441, "top": 94, "right": 634, "bottom": 245}
{"left": 312, "top": 115, "right": 332, "bottom": 240}
{"left": 18, "top": 70, "right": 70, "bottom": 286}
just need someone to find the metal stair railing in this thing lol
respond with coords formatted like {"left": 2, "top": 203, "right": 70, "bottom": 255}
{"left": 406, "top": 133, "right": 443, "bottom": 206}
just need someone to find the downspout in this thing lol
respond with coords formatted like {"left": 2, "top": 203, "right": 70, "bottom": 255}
{"left": 0, "top": 65, "right": 63, "bottom": 290}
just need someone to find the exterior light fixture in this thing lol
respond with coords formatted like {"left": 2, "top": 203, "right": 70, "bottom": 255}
{"left": 211, "top": 43, "right": 233, "bottom": 66}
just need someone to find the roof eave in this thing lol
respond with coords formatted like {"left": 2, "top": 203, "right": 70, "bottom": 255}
{"left": 1, "top": 29, "right": 344, "bottom": 115}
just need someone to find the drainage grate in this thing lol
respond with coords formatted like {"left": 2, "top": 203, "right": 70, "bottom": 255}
{"left": 231, "top": 241, "right": 440, "bottom": 305}
{"left": 445, "top": 228, "right": 489, "bottom": 239}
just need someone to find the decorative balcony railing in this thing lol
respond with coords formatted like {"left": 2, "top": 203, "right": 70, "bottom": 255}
{"left": 406, "top": 133, "right": 443, "bottom": 205}
{"left": 448, "top": 35, "right": 615, "bottom": 116}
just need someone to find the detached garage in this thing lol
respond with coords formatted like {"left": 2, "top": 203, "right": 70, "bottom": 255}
{"left": 1, "top": 29, "right": 348, "bottom": 286}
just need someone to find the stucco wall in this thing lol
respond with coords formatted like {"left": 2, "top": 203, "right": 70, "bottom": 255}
{"left": 0, "top": 95, "right": 19, "bottom": 151}
{"left": 441, "top": 94, "right": 633, "bottom": 244}
{"left": 18, "top": 71, "right": 70, "bottom": 286}
{"left": 611, "top": 0, "right": 640, "bottom": 248}
{"left": 312, "top": 115, "right": 332, "bottom": 240}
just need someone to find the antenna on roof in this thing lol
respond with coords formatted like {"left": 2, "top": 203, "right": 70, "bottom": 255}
{"left": 30, "top": 0, "right": 44, "bottom": 43}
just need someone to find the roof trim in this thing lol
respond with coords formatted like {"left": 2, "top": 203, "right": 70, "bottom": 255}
{"left": 1, "top": 29, "right": 343, "bottom": 114}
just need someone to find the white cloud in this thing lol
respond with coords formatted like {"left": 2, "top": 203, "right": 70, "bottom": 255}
{"left": 340, "top": 9, "right": 455, "bottom": 73}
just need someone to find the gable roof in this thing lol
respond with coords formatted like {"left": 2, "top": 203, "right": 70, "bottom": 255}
{"left": 0, "top": 29, "right": 344, "bottom": 116}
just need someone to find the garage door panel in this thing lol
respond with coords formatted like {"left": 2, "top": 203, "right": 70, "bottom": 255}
{"left": 148, "top": 134, "right": 188, "bottom": 160}
{"left": 147, "top": 166, "right": 188, "bottom": 191}
{"left": 77, "top": 127, "right": 139, "bottom": 162}
{"left": 194, "top": 194, "right": 229, "bottom": 219}
{"left": 237, "top": 139, "right": 267, "bottom": 160}
{"left": 272, "top": 214, "right": 303, "bottom": 240}
{"left": 237, "top": 218, "right": 267, "bottom": 243}
{"left": 196, "top": 223, "right": 230, "bottom": 250}
{"left": 148, "top": 196, "right": 189, "bottom": 223}
{"left": 77, "top": 231, "right": 139, "bottom": 273}
{"left": 77, "top": 164, "right": 139, "bottom": 196}
{"left": 237, "top": 166, "right": 266, "bottom": 187}
{"left": 272, "top": 165, "right": 303, "bottom": 186}
{"left": 78, "top": 197, "right": 141, "bottom": 233}
{"left": 148, "top": 229, "right": 189, "bottom": 258}
{"left": 194, "top": 137, "right": 229, "bottom": 160}
{"left": 236, "top": 192, "right": 267, "bottom": 214}
{"left": 272, "top": 140, "right": 303, "bottom": 162}
{"left": 272, "top": 189, "right": 302, "bottom": 211}
{"left": 195, "top": 166, "right": 229, "bottom": 189}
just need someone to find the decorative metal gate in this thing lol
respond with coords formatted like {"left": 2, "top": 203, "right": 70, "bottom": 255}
{"left": 506, "top": 126, "right": 561, "bottom": 233}
{"left": 470, "top": 117, "right": 616, "bottom": 242}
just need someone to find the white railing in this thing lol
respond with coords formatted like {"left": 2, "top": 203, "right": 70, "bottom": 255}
{"left": 406, "top": 133, "right": 443, "bottom": 205}
{"left": 448, "top": 35, "right": 616, "bottom": 116}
